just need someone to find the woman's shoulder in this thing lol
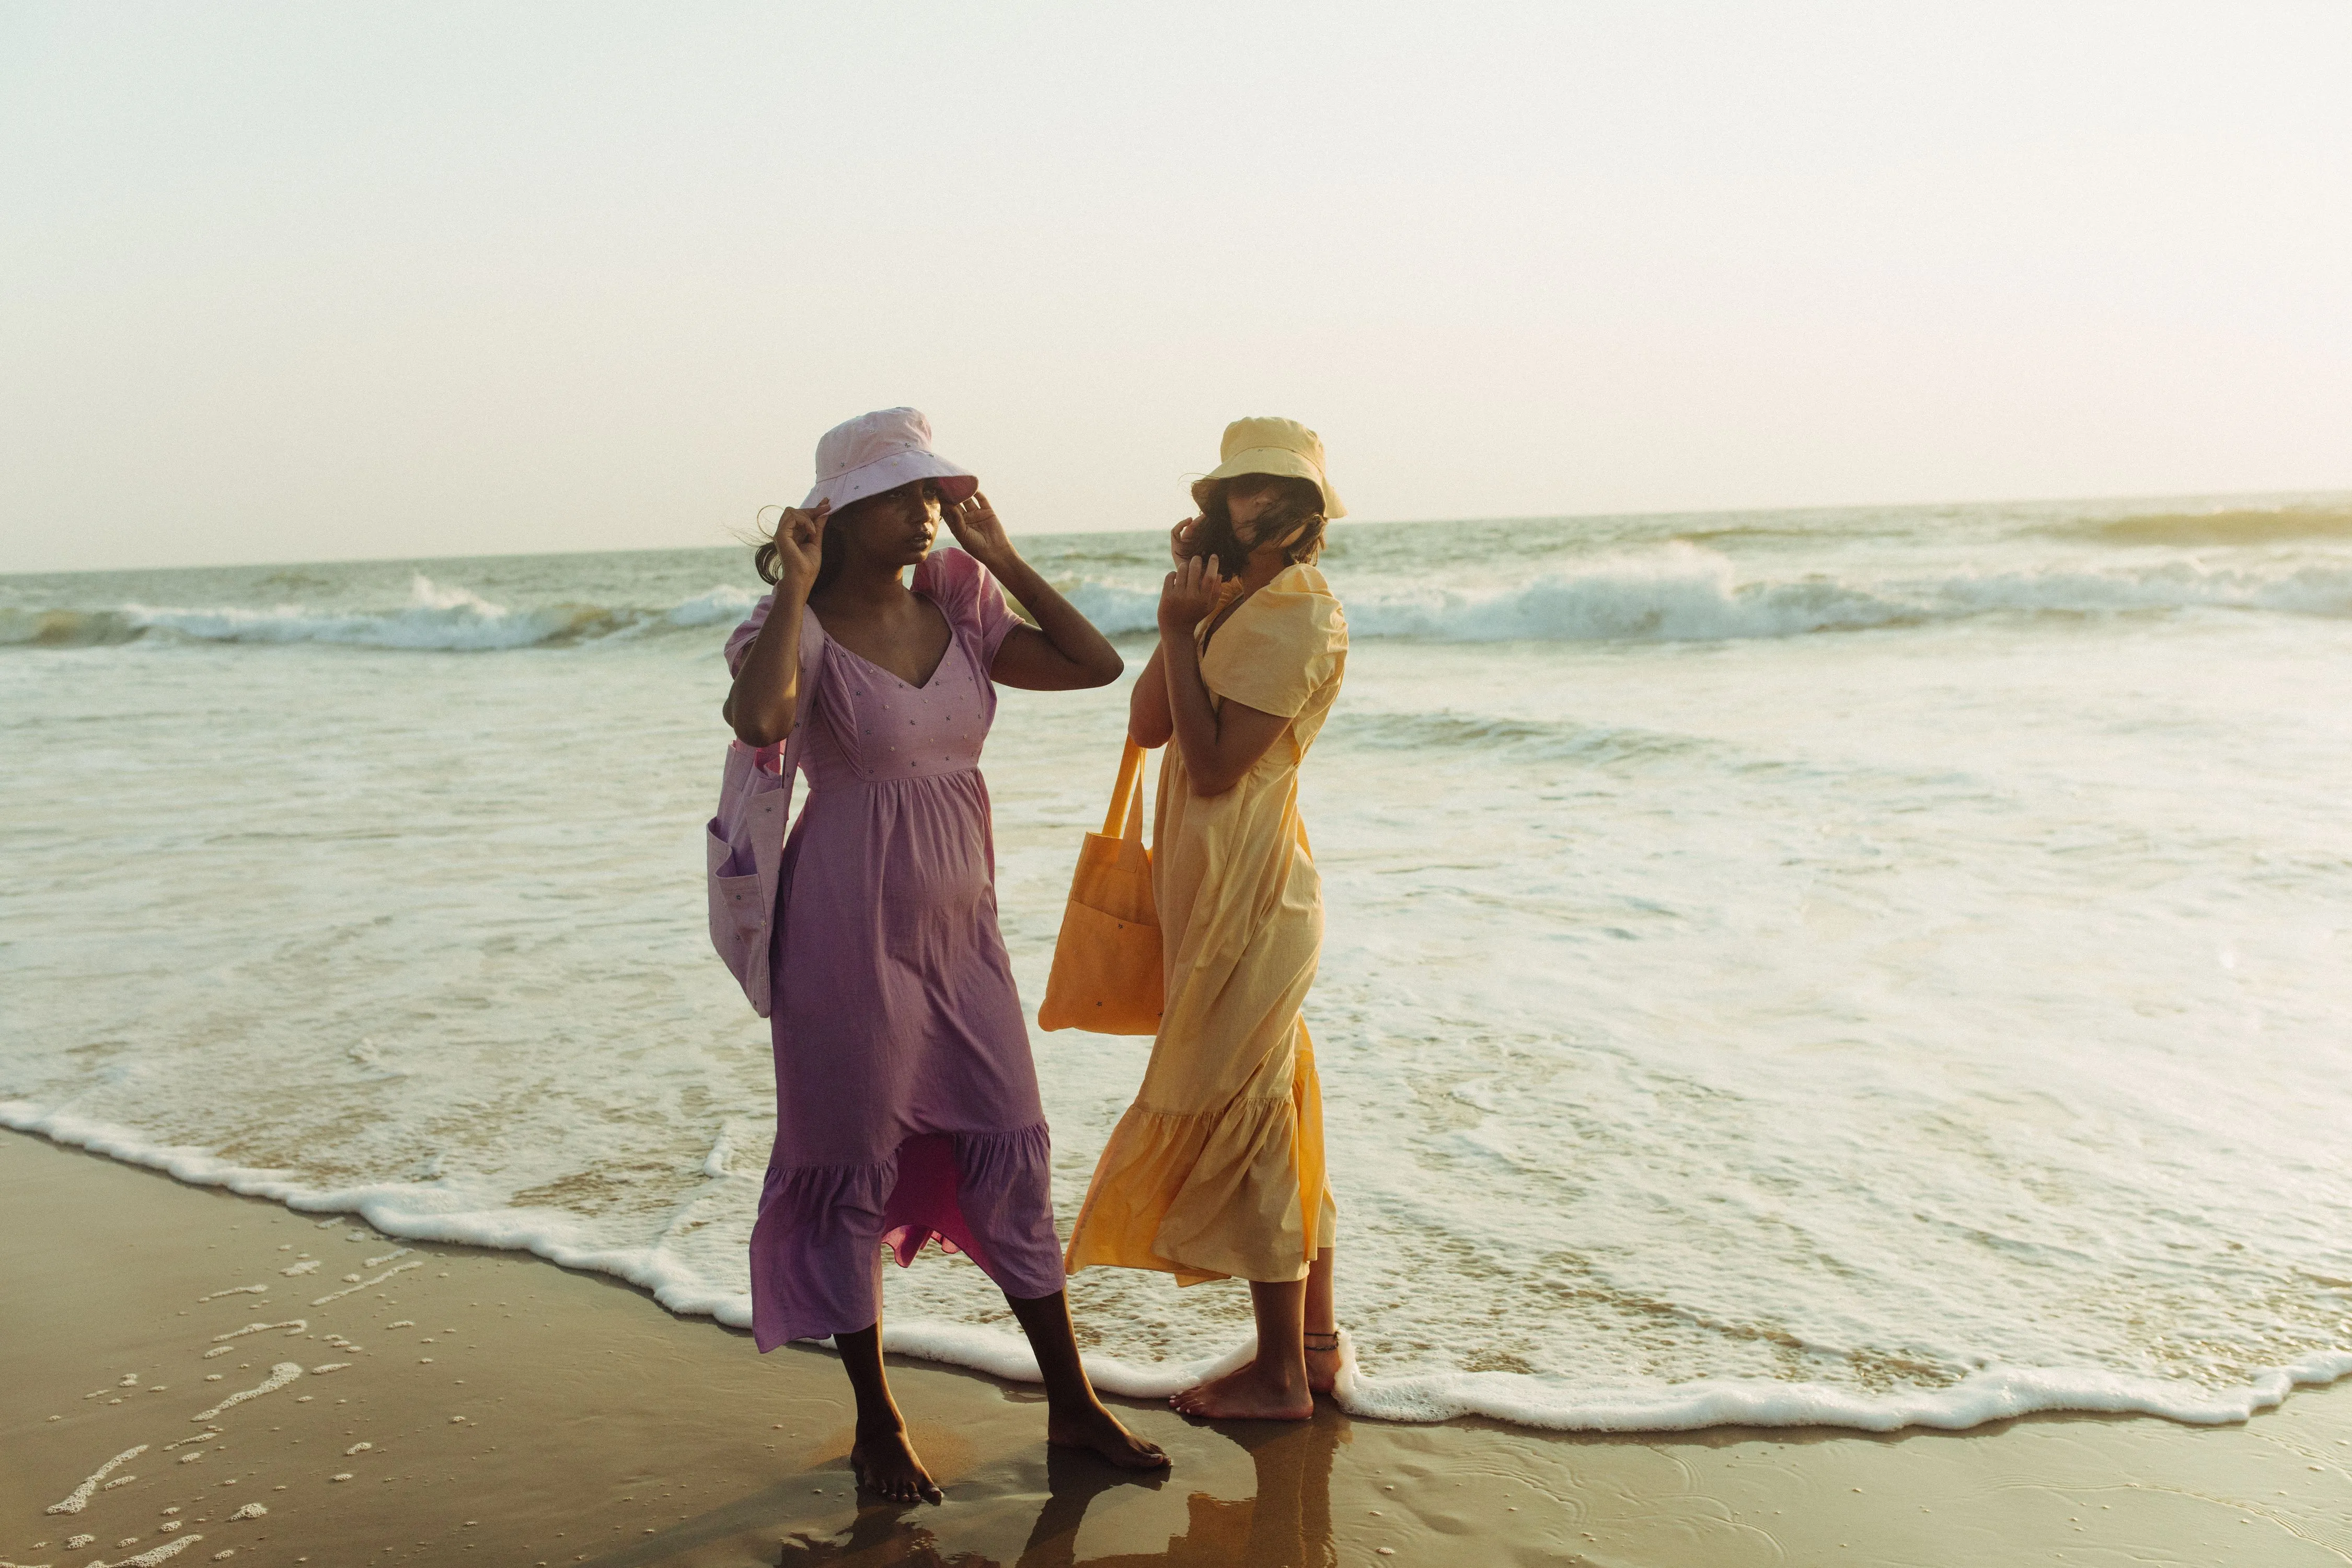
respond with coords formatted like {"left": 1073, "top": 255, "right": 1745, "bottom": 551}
{"left": 724, "top": 591, "right": 824, "bottom": 678}
{"left": 1240, "top": 563, "right": 1346, "bottom": 641}
{"left": 1201, "top": 561, "right": 1346, "bottom": 717}
{"left": 1271, "top": 561, "right": 1336, "bottom": 598}
{"left": 724, "top": 593, "right": 775, "bottom": 676}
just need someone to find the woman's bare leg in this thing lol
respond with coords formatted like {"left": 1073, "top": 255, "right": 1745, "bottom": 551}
{"left": 1005, "top": 1289, "right": 1171, "bottom": 1469}
{"left": 834, "top": 1315, "right": 942, "bottom": 1505}
{"left": 1302, "top": 1248, "right": 1340, "bottom": 1394}
{"left": 1169, "top": 1273, "right": 1315, "bottom": 1421}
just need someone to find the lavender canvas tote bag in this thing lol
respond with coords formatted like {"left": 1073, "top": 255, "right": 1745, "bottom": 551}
{"left": 707, "top": 612, "right": 825, "bottom": 1017}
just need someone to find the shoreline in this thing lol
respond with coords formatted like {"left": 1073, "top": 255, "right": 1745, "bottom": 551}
{"left": 12, "top": 1104, "right": 2342, "bottom": 1438}
{"left": 7, "top": 1130, "right": 2350, "bottom": 1566}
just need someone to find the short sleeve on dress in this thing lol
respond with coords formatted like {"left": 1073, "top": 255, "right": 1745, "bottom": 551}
{"left": 725, "top": 593, "right": 776, "bottom": 677}
{"left": 915, "top": 547, "right": 1022, "bottom": 673}
{"left": 1199, "top": 566, "right": 1347, "bottom": 719}
{"left": 724, "top": 593, "right": 825, "bottom": 774}
{"left": 726, "top": 592, "right": 827, "bottom": 675}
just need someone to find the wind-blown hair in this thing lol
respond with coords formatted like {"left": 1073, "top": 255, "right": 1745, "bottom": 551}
{"left": 1183, "top": 474, "right": 1327, "bottom": 570}
{"left": 754, "top": 480, "right": 943, "bottom": 594}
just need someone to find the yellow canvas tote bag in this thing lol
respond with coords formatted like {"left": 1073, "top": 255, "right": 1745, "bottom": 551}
{"left": 1039, "top": 739, "right": 1163, "bottom": 1035}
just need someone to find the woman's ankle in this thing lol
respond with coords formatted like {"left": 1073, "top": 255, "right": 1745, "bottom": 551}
{"left": 1046, "top": 1390, "right": 1113, "bottom": 1421}
{"left": 1252, "top": 1354, "right": 1311, "bottom": 1391}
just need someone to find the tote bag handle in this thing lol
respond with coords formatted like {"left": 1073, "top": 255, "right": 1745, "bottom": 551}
{"left": 1103, "top": 736, "right": 1147, "bottom": 841}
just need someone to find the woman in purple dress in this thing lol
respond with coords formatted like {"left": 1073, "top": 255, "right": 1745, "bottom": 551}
{"left": 723, "top": 409, "right": 1167, "bottom": 1504}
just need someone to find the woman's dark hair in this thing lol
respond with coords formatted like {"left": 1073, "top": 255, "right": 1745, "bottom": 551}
{"left": 754, "top": 480, "right": 943, "bottom": 593}
{"left": 1183, "top": 474, "right": 1327, "bottom": 570}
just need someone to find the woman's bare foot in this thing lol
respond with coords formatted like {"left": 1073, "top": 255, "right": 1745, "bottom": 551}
{"left": 850, "top": 1423, "right": 943, "bottom": 1505}
{"left": 1048, "top": 1400, "right": 1172, "bottom": 1470}
{"left": 1305, "top": 1337, "right": 1343, "bottom": 1397}
{"left": 1169, "top": 1358, "right": 1314, "bottom": 1421}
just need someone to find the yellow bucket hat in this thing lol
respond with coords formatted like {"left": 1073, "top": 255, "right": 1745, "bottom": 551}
{"left": 1203, "top": 416, "right": 1346, "bottom": 520}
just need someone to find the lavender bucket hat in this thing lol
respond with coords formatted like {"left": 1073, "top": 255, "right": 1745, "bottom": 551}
{"left": 801, "top": 407, "right": 978, "bottom": 512}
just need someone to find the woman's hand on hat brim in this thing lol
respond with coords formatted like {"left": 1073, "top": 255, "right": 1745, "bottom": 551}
{"left": 942, "top": 490, "right": 1014, "bottom": 572}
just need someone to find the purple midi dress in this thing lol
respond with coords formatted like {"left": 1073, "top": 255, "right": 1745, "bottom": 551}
{"left": 723, "top": 549, "right": 1066, "bottom": 1351}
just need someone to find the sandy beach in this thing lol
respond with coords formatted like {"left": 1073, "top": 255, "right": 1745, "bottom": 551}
{"left": 5, "top": 1131, "right": 2347, "bottom": 1567}
{"left": 10, "top": 5, "right": 2350, "bottom": 1561}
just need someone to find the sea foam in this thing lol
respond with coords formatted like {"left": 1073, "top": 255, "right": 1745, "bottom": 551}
{"left": 8, "top": 501, "right": 2351, "bottom": 1438}
{"left": 9, "top": 1098, "right": 2350, "bottom": 1434}
{"left": 7, "top": 547, "right": 2349, "bottom": 655}
{"left": 0, "top": 576, "right": 755, "bottom": 652}
{"left": 1063, "top": 544, "right": 2352, "bottom": 643}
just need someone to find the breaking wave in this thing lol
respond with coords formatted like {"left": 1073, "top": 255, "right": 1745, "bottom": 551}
{"left": 1071, "top": 543, "right": 2352, "bottom": 643}
{"left": 0, "top": 576, "right": 759, "bottom": 652}
{"left": 8, "top": 547, "right": 2351, "bottom": 654}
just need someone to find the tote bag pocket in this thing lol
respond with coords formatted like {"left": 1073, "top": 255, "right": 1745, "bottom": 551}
{"left": 706, "top": 815, "right": 768, "bottom": 997}
{"left": 1038, "top": 739, "right": 1163, "bottom": 1035}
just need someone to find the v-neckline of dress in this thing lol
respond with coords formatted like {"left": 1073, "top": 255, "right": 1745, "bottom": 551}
{"left": 815, "top": 596, "right": 955, "bottom": 691}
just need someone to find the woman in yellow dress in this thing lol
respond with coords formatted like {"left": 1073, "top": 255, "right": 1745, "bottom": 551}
{"left": 1064, "top": 417, "right": 1348, "bottom": 1420}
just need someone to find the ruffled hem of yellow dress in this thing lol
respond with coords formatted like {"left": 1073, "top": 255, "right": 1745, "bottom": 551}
{"left": 1063, "top": 1072, "right": 1334, "bottom": 1286}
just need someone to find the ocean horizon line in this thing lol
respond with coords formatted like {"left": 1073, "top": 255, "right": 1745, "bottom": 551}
{"left": 9, "top": 482, "right": 2348, "bottom": 582}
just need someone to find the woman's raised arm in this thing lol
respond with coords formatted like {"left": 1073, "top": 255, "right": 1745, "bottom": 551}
{"left": 1156, "top": 556, "right": 1289, "bottom": 795}
{"left": 946, "top": 492, "right": 1125, "bottom": 691}
{"left": 722, "top": 503, "right": 826, "bottom": 745}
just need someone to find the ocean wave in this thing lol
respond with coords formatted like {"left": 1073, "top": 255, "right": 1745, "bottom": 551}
{"left": 10, "top": 547, "right": 2350, "bottom": 655}
{"left": 1334, "top": 710, "right": 1711, "bottom": 767}
{"left": 1352, "top": 546, "right": 1891, "bottom": 641}
{"left": 1058, "top": 580, "right": 1163, "bottom": 637}
{"left": 1332, "top": 545, "right": 2352, "bottom": 642}
{"left": 2081, "top": 504, "right": 2352, "bottom": 547}
{"left": 0, "top": 576, "right": 759, "bottom": 652}
{"left": 1063, "top": 544, "right": 2352, "bottom": 644}
{"left": 9, "top": 1100, "right": 2348, "bottom": 1434}
{"left": 660, "top": 583, "right": 762, "bottom": 628}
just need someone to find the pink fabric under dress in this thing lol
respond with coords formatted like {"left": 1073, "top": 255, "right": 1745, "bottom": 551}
{"left": 723, "top": 549, "right": 1066, "bottom": 1351}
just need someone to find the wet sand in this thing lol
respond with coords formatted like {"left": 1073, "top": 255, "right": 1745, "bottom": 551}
{"left": 5, "top": 1129, "right": 2348, "bottom": 1567}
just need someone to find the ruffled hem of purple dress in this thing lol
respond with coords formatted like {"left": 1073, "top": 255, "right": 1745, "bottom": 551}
{"left": 748, "top": 1123, "right": 1065, "bottom": 1351}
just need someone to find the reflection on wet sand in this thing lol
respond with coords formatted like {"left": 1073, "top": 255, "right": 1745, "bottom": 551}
{"left": 779, "top": 1413, "right": 1347, "bottom": 1568}
{"left": 17, "top": 1135, "right": 2347, "bottom": 1568}
{"left": 1021, "top": 1416, "right": 1343, "bottom": 1568}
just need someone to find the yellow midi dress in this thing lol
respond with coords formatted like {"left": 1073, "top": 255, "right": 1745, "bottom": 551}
{"left": 1064, "top": 562, "right": 1347, "bottom": 1285}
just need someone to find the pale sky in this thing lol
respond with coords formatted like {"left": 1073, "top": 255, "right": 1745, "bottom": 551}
{"left": 4, "top": 2, "right": 2347, "bottom": 574}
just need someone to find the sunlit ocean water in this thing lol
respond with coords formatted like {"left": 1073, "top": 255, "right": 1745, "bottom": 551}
{"left": 6, "top": 492, "right": 2350, "bottom": 1430}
